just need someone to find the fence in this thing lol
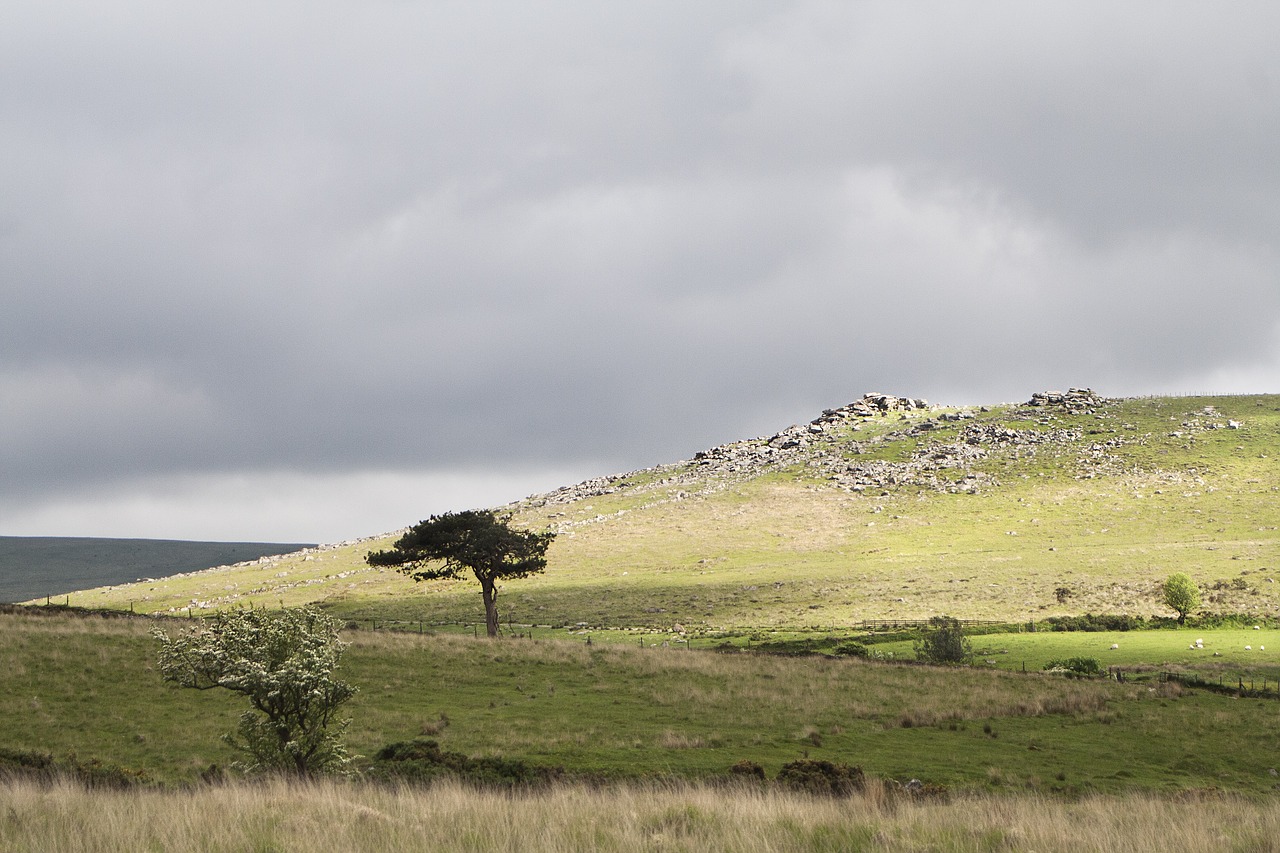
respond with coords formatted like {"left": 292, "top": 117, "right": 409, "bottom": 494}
{"left": 1155, "top": 669, "right": 1280, "bottom": 699}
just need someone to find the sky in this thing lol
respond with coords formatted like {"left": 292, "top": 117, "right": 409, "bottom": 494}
{"left": 3, "top": 2, "right": 1278, "bottom": 543}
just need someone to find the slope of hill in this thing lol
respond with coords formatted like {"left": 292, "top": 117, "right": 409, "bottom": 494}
{"left": 66, "top": 390, "right": 1280, "bottom": 630}
{"left": 0, "top": 537, "right": 315, "bottom": 604}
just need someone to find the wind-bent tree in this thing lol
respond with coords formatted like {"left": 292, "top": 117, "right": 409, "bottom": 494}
{"left": 367, "top": 509, "right": 555, "bottom": 638}
{"left": 1162, "top": 572, "right": 1201, "bottom": 625}
{"left": 152, "top": 607, "right": 357, "bottom": 776}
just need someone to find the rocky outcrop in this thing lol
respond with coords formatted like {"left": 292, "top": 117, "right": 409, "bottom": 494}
{"left": 522, "top": 388, "right": 1120, "bottom": 526}
{"left": 1024, "top": 388, "right": 1109, "bottom": 413}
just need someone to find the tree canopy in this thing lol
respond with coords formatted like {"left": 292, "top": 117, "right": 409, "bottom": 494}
{"left": 367, "top": 509, "right": 555, "bottom": 637}
{"left": 1162, "top": 572, "right": 1201, "bottom": 624}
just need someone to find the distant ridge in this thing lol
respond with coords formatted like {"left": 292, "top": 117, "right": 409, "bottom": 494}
{"left": 0, "top": 537, "right": 316, "bottom": 604}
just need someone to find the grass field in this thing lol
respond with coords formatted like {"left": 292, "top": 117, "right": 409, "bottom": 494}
{"left": 5, "top": 609, "right": 1280, "bottom": 796}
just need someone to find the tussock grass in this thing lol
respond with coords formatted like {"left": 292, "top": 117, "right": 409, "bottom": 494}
{"left": 1, "top": 777, "right": 1277, "bottom": 852}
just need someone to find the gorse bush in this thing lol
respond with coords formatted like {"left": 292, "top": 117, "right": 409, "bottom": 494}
{"left": 0, "top": 747, "right": 147, "bottom": 789}
{"left": 775, "top": 759, "right": 865, "bottom": 796}
{"left": 368, "top": 738, "right": 563, "bottom": 788}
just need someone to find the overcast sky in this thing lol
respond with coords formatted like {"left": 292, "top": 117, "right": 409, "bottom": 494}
{"left": 3, "top": 2, "right": 1278, "bottom": 543}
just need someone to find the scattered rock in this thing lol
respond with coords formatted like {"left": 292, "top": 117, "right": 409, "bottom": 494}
{"left": 1025, "top": 388, "right": 1109, "bottom": 413}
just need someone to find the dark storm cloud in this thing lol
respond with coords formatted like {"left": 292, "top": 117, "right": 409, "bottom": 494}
{"left": 2, "top": 1, "right": 1278, "bottom": 540}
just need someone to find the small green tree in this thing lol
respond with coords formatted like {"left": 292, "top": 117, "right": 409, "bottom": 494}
{"left": 367, "top": 509, "right": 555, "bottom": 637}
{"left": 152, "top": 607, "right": 356, "bottom": 776}
{"left": 913, "top": 615, "right": 972, "bottom": 664}
{"left": 1162, "top": 572, "right": 1200, "bottom": 625}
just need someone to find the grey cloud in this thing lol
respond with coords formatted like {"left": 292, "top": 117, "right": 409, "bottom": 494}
{"left": 2, "top": 1, "right": 1278, "bottom": 538}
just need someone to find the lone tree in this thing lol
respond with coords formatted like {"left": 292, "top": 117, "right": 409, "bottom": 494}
{"left": 367, "top": 509, "right": 555, "bottom": 638}
{"left": 913, "top": 615, "right": 972, "bottom": 664}
{"left": 1162, "top": 572, "right": 1201, "bottom": 625}
{"left": 152, "top": 607, "right": 357, "bottom": 776}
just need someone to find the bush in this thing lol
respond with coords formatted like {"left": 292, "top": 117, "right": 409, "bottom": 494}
{"left": 728, "top": 759, "right": 766, "bottom": 782}
{"left": 913, "top": 616, "right": 971, "bottom": 664}
{"left": 833, "top": 641, "right": 869, "bottom": 657}
{"left": 1043, "top": 657, "right": 1104, "bottom": 677}
{"left": 368, "top": 739, "right": 562, "bottom": 788}
{"left": 775, "top": 759, "right": 865, "bottom": 796}
{"left": 1045, "top": 613, "right": 1146, "bottom": 632}
{"left": 0, "top": 748, "right": 147, "bottom": 788}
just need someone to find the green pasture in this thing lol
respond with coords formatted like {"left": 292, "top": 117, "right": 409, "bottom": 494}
{"left": 6, "top": 609, "right": 1280, "bottom": 795}
{"left": 866, "top": 628, "right": 1280, "bottom": 679}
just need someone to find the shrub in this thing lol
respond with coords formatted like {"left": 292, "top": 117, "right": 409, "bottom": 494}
{"left": 728, "top": 759, "right": 766, "bottom": 782}
{"left": 368, "top": 739, "right": 562, "bottom": 788}
{"left": 913, "top": 616, "right": 971, "bottom": 664}
{"left": 833, "top": 641, "right": 870, "bottom": 657}
{"left": 776, "top": 759, "right": 865, "bottom": 796}
{"left": 1045, "top": 613, "right": 1146, "bottom": 632}
{"left": 0, "top": 748, "right": 147, "bottom": 788}
{"left": 1043, "top": 657, "right": 1104, "bottom": 677}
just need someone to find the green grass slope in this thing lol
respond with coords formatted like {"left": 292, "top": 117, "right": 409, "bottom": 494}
{"left": 65, "top": 391, "right": 1280, "bottom": 632}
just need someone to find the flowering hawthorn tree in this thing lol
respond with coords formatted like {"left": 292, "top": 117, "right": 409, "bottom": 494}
{"left": 152, "top": 606, "right": 357, "bottom": 776}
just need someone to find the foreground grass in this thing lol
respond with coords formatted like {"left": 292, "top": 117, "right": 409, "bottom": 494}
{"left": 2, "top": 777, "right": 1278, "bottom": 853}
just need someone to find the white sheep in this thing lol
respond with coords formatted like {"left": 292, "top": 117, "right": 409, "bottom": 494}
{"left": 1246, "top": 645, "right": 1253, "bottom": 650}
{"left": 1110, "top": 643, "right": 1119, "bottom": 650}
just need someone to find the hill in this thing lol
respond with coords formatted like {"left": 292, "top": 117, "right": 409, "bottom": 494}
{"left": 0, "top": 537, "right": 315, "bottom": 604}
{"left": 62, "top": 390, "right": 1280, "bottom": 631}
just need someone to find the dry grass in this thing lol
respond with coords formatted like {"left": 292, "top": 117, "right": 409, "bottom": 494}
{"left": 1, "top": 777, "right": 1277, "bottom": 852}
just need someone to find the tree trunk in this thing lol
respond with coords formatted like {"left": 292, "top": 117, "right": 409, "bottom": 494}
{"left": 481, "top": 580, "right": 500, "bottom": 638}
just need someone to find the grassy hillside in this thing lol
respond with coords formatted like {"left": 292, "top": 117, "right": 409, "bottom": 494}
{"left": 64, "top": 392, "right": 1280, "bottom": 634}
